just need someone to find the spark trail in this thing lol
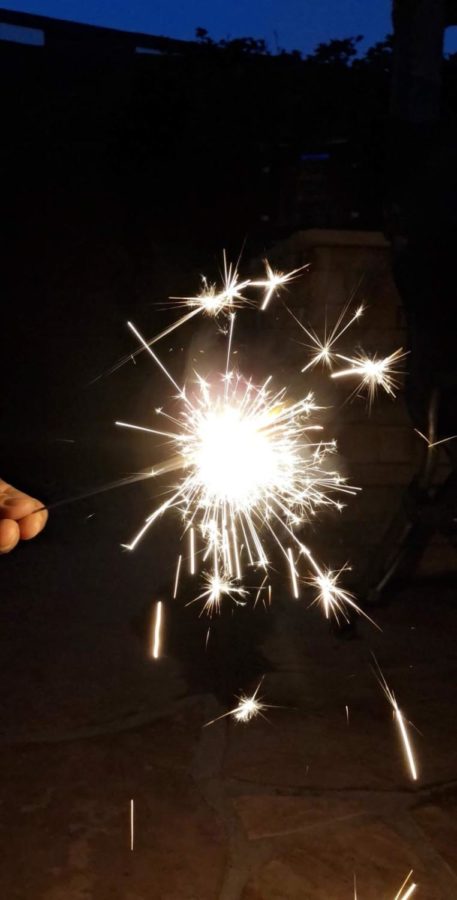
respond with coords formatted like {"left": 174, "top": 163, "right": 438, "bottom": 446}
{"left": 372, "top": 658, "right": 418, "bottom": 782}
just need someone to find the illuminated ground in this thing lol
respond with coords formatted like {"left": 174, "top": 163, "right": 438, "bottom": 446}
{"left": 1, "top": 500, "right": 457, "bottom": 898}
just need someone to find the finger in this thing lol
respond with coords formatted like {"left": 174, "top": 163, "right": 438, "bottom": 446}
{"left": 18, "top": 509, "right": 49, "bottom": 541}
{"left": 0, "top": 493, "right": 44, "bottom": 522}
{"left": 0, "top": 519, "right": 20, "bottom": 554}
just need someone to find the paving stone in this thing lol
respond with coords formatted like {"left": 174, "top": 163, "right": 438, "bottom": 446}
{"left": 417, "top": 539, "right": 457, "bottom": 576}
{"left": 223, "top": 642, "right": 457, "bottom": 791}
{"left": 0, "top": 717, "right": 227, "bottom": 900}
{"left": 223, "top": 705, "right": 412, "bottom": 790}
{"left": 241, "top": 819, "right": 453, "bottom": 899}
{"left": 413, "top": 800, "right": 457, "bottom": 877}
{"left": 233, "top": 794, "right": 369, "bottom": 840}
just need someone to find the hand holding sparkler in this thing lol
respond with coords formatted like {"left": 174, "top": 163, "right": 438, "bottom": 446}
{"left": 0, "top": 479, "right": 48, "bottom": 554}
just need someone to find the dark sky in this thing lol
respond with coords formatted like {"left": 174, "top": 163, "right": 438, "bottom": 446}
{"left": 3, "top": 0, "right": 457, "bottom": 54}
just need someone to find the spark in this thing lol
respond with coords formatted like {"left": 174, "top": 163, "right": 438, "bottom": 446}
{"left": 345, "top": 704, "right": 350, "bottom": 725}
{"left": 303, "top": 552, "right": 379, "bottom": 628}
{"left": 233, "top": 691, "right": 266, "bottom": 723}
{"left": 254, "top": 574, "right": 270, "bottom": 608}
{"left": 120, "top": 322, "right": 357, "bottom": 601}
{"left": 188, "top": 572, "right": 248, "bottom": 616}
{"left": 331, "top": 348, "right": 407, "bottom": 404}
{"left": 173, "top": 554, "right": 182, "bottom": 599}
{"left": 373, "top": 658, "right": 418, "bottom": 782}
{"left": 173, "top": 253, "right": 253, "bottom": 315}
{"left": 414, "top": 428, "right": 457, "bottom": 450}
{"left": 354, "top": 870, "right": 417, "bottom": 899}
{"left": 204, "top": 680, "right": 270, "bottom": 726}
{"left": 91, "top": 253, "right": 252, "bottom": 383}
{"left": 151, "top": 601, "right": 163, "bottom": 659}
{"left": 130, "top": 799, "right": 134, "bottom": 851}
{"left": 393, "top": 870, "right": 417, "bottom": 900}
{"left": 91, "top": 255, "right": 306, "bottom": 383}
{"left": 296, "top": 302, "right": 365, "bottom": 372}
{"left": 189, "top": 527, "right": 195, "bottom": 574}
{"left": 287, "top": 547, "right": 299, "bottom": 598}
{"left": 399, "top": 885, "right": 417, "bottom": 900}
{"left": 251, "top": 260, "right": 308, "bottom": 311}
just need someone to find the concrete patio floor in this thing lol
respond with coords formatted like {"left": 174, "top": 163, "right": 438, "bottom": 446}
{"left": 1, "top": 507, "right": 457, "bottom": 900}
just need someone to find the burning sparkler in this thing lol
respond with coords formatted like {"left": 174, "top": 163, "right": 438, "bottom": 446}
{"left": 119, "top": 319, "right": 358, "bottom": 616}
{"left": 372, "top": 657, "right": 418, "bottom": 782}
{"left": 113, "top": 256, "right": 408, "bottom": 640}
{"left": 98, "top": 252, "right": 422, "bottom": 889}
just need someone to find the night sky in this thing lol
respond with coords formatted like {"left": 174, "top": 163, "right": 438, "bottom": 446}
{"left": 3, "top": 0, "right": 457, "bottom": 55}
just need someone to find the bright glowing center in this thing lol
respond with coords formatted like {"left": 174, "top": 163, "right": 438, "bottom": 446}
{"left": 198, "top": 288, "right": 234, "bottom": 315}
{"left": 200, "top": 291, "right": 225, "bottom": 314}
{"left": 363, "top": 359, "right": 385, "bottom": 381}
{"left": 194, "top": 406, "right": 278, "bottom": 506}
{"left": 235, "top": 698, "right": 259, "bottom": 722}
